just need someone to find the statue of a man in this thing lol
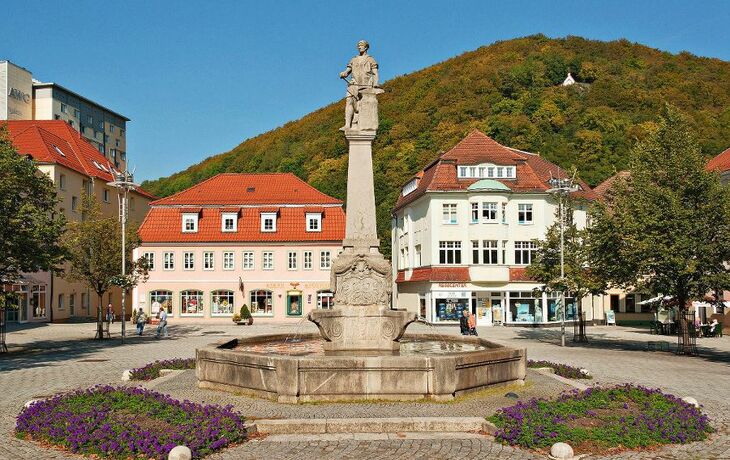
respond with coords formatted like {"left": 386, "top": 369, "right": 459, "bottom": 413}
{"left": 340, "top": 40, "right": 379, "bottom": 130}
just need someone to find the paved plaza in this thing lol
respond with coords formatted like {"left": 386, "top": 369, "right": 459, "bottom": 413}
{"left": 1, "top": 321, "right": 729, "bottom": 459}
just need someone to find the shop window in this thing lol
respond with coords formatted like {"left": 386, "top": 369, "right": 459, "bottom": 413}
{"left": 250, "top": 289, "right": 273, "bottom": 315}
{"left": 510, "top": 292, "right": 538, "bottom": 323}
{"left": 211, "top": 290, "right": 235, "bottom": 316}
{"left": 287, "top": 291, "right": 303, "bottom": 316}
{"left": 31, "top": 285, "right": 46, "bottom": 318}
{"left": 435, "top": 296, "right": 469, "bottom": 322}
{"left": 547, "top": 294, "right": 577, "bottom": 321}
{"left": 317, "top": 290, "right": 334, "bottom": 309}
{"left": 180, "top": 290, "right": 203, "bottom": 315}
{"left": 150, "top": 290, "right": 173, "bottom": 315}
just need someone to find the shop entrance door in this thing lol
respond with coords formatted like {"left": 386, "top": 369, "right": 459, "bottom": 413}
{"left": 476, "top": 294, "right": 492, "bottom": 326}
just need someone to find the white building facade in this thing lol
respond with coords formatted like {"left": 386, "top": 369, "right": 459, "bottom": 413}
{"left": 392, "top": 130, "right": 604, "bottom": 326}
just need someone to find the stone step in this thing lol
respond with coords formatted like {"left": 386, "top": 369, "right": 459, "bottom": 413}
{"left": 247, "top": 417, "right": 497, "bottom": 435}
{"left": 257, "top": 432, "right": 490, "bottom": 442}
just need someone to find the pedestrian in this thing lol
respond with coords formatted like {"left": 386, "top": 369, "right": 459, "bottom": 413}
{"left": 459, "top": 309, "right": 469, "bottom": 335}
{"left": 136, "top": 308, "right": 146, "bottom": 336}
{"left": 467, "top": 311, "right": 478, "bottom": 336}
{"left": 155, "top": 307, "right": 169, "bottom": 339}
{"left": 106, "top": 303, "right": 114, "bottom": 324}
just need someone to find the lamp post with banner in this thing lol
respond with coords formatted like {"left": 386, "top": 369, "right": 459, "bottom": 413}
{"left": 547, "top": 175, "right": 579, "bottom": 347}
{"left": 107, "top": 170, "right": 139, "bottom": 343}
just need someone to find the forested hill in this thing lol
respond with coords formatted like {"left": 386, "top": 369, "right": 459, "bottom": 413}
{"left": 142, "top": 35, "right": 730, "bottom": 254}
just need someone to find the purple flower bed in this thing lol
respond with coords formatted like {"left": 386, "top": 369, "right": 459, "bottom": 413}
{"left": 527, "top": 359, "right": 592, "bottom": 379}
{"left": 489, "top": 384, "right": 712, "bottom": 454}
{"left": 130, "top": 358, "right": 196, "bottom": 381}
{"left": 16, "top": 385, "right": 246, "bottom": 459}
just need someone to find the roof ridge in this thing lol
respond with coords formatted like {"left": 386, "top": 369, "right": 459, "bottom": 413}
{"left": 151, "top": 173, "right": 227, "bottom": 205}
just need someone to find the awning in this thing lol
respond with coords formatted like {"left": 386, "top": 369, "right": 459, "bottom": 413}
{"left": 638, "top": 295, "right": 673, "bottom": 305}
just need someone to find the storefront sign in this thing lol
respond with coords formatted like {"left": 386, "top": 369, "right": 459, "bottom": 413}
{"left": 438, "top": 283, "right": 467, "bottom": 288}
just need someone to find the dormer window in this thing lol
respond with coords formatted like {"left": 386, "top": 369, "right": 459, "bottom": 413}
{"left": 261, "top": 212, "right": 277, "bottom": 232}
{"left": 306, "top": 213, "right": 322, "bottom": 232}
{"left": 402, "top": 178, "right": 418, "bottom": 196}
{"left": 459, "top": 163, "right": 516, "bottom": 179}
{"left": 182, "top": 213, "right": 198, "bottom": 233}
{"left": 221, "top": 212, "right": 238, "bottom": 232}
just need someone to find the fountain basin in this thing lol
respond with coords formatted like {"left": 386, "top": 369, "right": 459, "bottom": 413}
{"left": 196, "top": 333, "right": 526, "bottom": 402}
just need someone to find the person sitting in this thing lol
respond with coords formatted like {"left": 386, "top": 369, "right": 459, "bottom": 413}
{"left": 709, "top": 318, "right": 720, "bottom": 336}
{"left": 467, "top": 311, "right": 478, "bottom": 336}
{"left": 459, "top": 310, "right": 469, "bottom": 335}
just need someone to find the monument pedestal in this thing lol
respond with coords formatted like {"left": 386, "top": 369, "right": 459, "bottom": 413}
{"left": 307, "top": 127, "right": 416, "bottom": 352}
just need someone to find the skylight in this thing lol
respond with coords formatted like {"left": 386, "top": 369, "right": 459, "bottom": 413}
{"left": 93, "top": 161, "right": 103, "bottom": 170}
{"left": 52, "top": 144, "right": 66, "bottom": 157}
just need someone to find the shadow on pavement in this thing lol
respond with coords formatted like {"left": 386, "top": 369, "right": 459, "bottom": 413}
{"left": 0, "top": 324, "right": 213, "bottom": 372}
{"left": 508, "top": 327, "right": 730, "bottom": 365}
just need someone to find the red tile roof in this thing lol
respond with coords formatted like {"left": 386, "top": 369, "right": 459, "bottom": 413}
{"left": 394, "top": 130, "right": 596, "bottom": 211}
{"left": 707, "top": 147, "right": 730, "bottom": 173}
{"left": 593, "top": 171, "right": 631, "bottom": 200}
{"left": 140, "top": 173, "right": 345, "bottom": 243}
{"left": 395, "top": 267, "right": 470, "bottom": 283}
{"left": 3, "top": 120, "right": 156, "bottom": 200}
{"left": 152, "top": 173, "right": 342, "bottom": 206}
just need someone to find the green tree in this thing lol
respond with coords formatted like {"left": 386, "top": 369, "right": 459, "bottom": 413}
{"left": 527, "top": 196, "right": 606, "bottom": 328}
{"left": 0, "top": 125, "right": 65, "bottom": 319}
{"left": 62, "top": 196, "right": 148, "bottom": 339}
{"left": 587, "top": 106, "right": 730, "bottom": 352}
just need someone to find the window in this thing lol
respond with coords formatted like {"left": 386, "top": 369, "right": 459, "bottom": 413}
{"left": 438, "top": 241, "right": 462, "bottom": 265}
{"left": 288, "top": 251, "right": 298, "bottom": 270}
{"left": 497, "top": 167, "right": 504, "bottom": 178}
{"left": 182, "top": 213, "right": 198, "bottom": 232}
{"left": 81, "top": 293, "right": 88, "bottom": 311}
{"left": 150, "top": 290, "right": 173, "bottom": 315}
{"left": 221, "top": 213, "right": 237, "bottom": 232}
{"left": 211, "top": 290, "right": 235, "bottom": 316}
{"left": 320, "top": 250, "right": 331, "bottom": 269}
{"left": 103, "top": 189, "right": 110, "bottom": 203}
{"left": 143, "top": 252, "right": 155, "bottom": 270}
{"left": 458, "top": 166, "right": 467, "bottom": 177}
{"left": 183, "top": 252, "right": 195, "bottom": 270}
{"left": 442, "top": 203, "right": 457, "bottom": 224}
{"left": 306, "top": 213, "right": 322, "bottom": 232}
{"left": 469, "top": 166, "right": 477, "bottom": 177}
{"left": 163, "top": 252, "right": 175, "bottom": 270}
{"left": 518, "top": 204, "right": 533, "bottom": 224}
{"left": 402, "top": 179, "right": 418, "bottom": 196}
{"left": 626, "top": 294, "right": 637, "bottom": 313}
{"left": 317, "top": 290, "right": 334, "bottom": 309}
{"left": 483, "top": 240, "right": 499, "bottom": 264}
{"left": 180, "top": 290, "right": 203, "bottom": 315}
{"left": 263, "top": 251, "right": 274, "bottom": 270}
{"left": 250, "top": 289, "right": 273, "bottom": 315}
{"left": 242, "top": 251, "right": 254, "bottom": 270}
{"left": 471, "top": 203, "right": 479, "bottom": 223}
{"left": 478, "top": 166, "right": 486, "bottom": 178}
{"left": 31, "top": 285, "right": 46, "bottom": 318}
{"left": 488, "top": 167, "right": 495, "bottom": 178}
{"left": 501, "top": 203, "right": 507, "bottom": 224}
{"left": 472, "top": 240, "right": 480, "bottom": 264}
{"left": 73, "top": 109, "right": 80, "bottom": 118}
{"left": 303, "top": 251, "right": 313, "bottom": 269}
{"left": 414, "top": 245, "right": 422, "bottom": 267}
{"left": 506, "top": 166, "right": 515, "bottom": 178}
{"left": 261, "top": 212, "right": 277, "bottom": 232}
{"left": 59, "top": 174, "right": 66, "bottom": 190}
{"left": 482, "top": 202, "right": 498, "bottom": 222}
{"left": 57, "top": 294, "right": 65, "bottom": 310}
{"left": 223, "top": 251, "right": 234, "bottom": 270}
{"left": 71, "top": 196, "right": 78, "bottom": 212}
{"left": 60, "top": 103, "right": 67, "bottom": 114}
{"left": 514, "top": 241, "right": 537, "bottom": 265}
{"left": 203, "top": 252, "right": 214, "bottom": 270}
{"left": 110, "top": 125, "right": 115, "bottom": 133}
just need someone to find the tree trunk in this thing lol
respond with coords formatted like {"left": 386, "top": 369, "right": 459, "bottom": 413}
{"left": 676, "top": 295, "right": 695, "bottom": 355}
{"left": 96, "top": 293, "right": 105, "bottom": 340}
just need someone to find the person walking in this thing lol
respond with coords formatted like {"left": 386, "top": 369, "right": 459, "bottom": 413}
{"left": 155, "top": 308, "right": 169, "bottom": 339}
{"left": 459, "top": 309, "right": 469, "bottom": 335}
{"left": 136, "top": 308, "right": 147, "bottom": 336}
{"left": 467, "top": 311, "right": 478, "bottom": 336}
{"left": 106, "top": 303, "right": 114, "bottom": 324}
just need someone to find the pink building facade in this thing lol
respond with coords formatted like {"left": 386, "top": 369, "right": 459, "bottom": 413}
{"left": 133, "top": 173, "right": 344, "bottom": 322}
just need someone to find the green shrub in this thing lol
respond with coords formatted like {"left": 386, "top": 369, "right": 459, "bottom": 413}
{"left": 240, "top": 304, "right": 252, "bottom": 319}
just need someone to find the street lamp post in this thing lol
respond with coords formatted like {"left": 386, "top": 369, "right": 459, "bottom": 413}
{"left": 547, "top": 176, "right": 579, "bottom": 347}
{"left": 108, "top": 171, "right": 139, "bottom": 343}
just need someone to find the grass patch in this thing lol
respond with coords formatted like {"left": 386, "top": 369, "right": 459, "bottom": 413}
{"left": 130, "top": 358, "right": 196, "bottom": 381}
{"left": 16, "top": 385, "right": 246, "bottom": 459}
{"left": 527, "top": 360, "right": 592, "bottom": 379}
{"left": 489, "top": 384, "right": 712, "bottom": 455}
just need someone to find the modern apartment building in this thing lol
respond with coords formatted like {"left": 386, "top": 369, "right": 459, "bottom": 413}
{"left": 0, "top": 60, "right": 129, "bottom": 170}
{"left": 133, "top": 173, "right": 345, "bottom": 322}
{"left": 391, "top": 130, "right": 603, "bottom": 326}
{"left": 4, "top": 120, "right": 155, "bottom": 323}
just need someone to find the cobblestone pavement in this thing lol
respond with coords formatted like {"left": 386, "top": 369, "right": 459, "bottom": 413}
{"left": 1, "top": 321, "right": 729, "bottom": 459}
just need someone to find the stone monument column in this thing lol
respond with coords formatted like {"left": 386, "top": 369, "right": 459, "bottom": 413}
{"left": 308, "top": 40, "right": 415, "bottom": 352}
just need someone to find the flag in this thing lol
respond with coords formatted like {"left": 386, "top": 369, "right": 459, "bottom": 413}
{"left": 238, "top": 276, "right": 244, "bottom": 293}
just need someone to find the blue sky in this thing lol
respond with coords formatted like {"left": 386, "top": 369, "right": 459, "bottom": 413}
{"left": 3, "top": 0, "right": 729, "bottom": 181}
